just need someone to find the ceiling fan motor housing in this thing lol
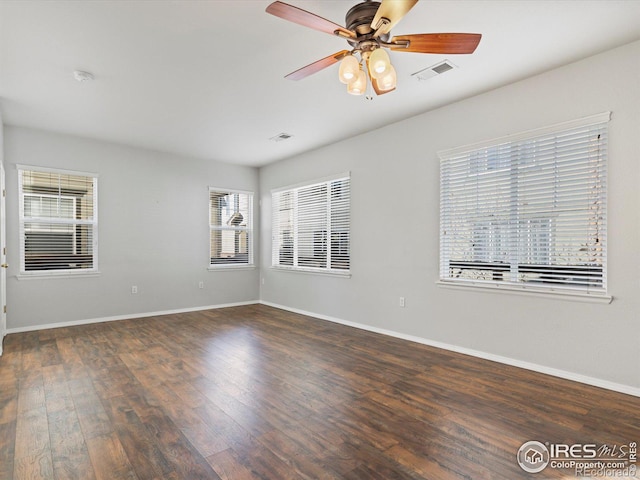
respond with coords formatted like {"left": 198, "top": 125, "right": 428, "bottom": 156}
{"left": 345, "top": 1, "right": 390, "bottom": 46}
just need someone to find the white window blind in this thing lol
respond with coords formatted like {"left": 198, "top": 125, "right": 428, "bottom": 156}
{"left": 272, "top": 173, "right": 350, "bottom": 274}
{"left": 439, "top": 113, "right": 609, "bottom": 296}
{"left": 18, "top": 167, "right": 98, "bottom": 274}
{"left": 209, "top": 188, "right": 253, "bottom": 267}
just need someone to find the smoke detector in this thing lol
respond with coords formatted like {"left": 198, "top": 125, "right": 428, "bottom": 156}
{"left": 73, "top": 70, "right": 94, "bottom": 82}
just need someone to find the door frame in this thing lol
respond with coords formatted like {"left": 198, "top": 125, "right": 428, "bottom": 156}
{"left": 0, "top": 162, "right": 6, "bottom": 355}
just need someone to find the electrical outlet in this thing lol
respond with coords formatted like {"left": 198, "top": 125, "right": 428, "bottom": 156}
{"left": 399, "top": 296, "right": 405, "bottom": 307}
{"left": 261, "top": 277, "right": 265, "bottom": 285}
{"left": 198, "top": 281, "right": 204, "bottom": 289}
{"left": 131, "top": 285, "right": 138, "bottom": 294}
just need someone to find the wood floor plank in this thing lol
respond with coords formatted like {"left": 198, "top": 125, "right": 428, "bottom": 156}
{"left": 0, "top": 378, "right": 18, "bottom": 425}
{"left": 42, "top": 364, "right": 75, "bottom": 413}
{"left": 192, "top": 375, "right": 275, "bottom": 438}
{"left": 47, "top": 408, "right": 96, "bottom": 480}
{"left": 165, "top": 378, "right": 208, "bottom": 408}
{"left": 384, "top": 444, "right": 457, "bottom": 480}
{"left": 39, "top": 338, "right": 62, "bottom": 367}
{"left": 85, "top": 433, "right": 139, "bottom": 480}
{"left": 55, "top": 336, "right": 84, "bottom": 366}
{"left": 160, "top": 394, "right": 231, "bottom": 458}
{"left": 257, "top": 428, "right": 345, "bottom": 479}
{"left": 18, "top": 332, "right": 42, "bottom": 375}
{"left": 229, "top": 434, "right": 301, "bottom": 480}
{"left": 206, "top": 448, "right": 256, "bottom": 480}
{"left": 16, "top": 371, "right": 45, "bottom": 415}
{"left": 13, "top": 405, "right": 53, "bottom": 480}
{"left": 91, "top": 365, "right": 138, "bottom": 400}
{"left": 68, "top": 376, "right": 115, "bottom": 440}
{"left": 0, "top": 345, "right": 21, "bottom": 385}
{"left": 13, "top": 450, "right": 55, "bottom": 480}
{"left": 0, "top": 304, "right": 638, "bottom": 480}
{"left": 101, "top": 394, "right": 175, "bottom": 480}
{"left": 194, "top": 399, "right": 256, "bottom": 453}
{"left": 140, "top": 412, "right": 222, "bottom": 480}
{"left": 0, "top": 420, "right": 17, "bottom": 480}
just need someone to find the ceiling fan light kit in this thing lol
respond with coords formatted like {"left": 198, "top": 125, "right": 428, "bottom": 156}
{"left": 339, "top": 49, "right": 394, "bottom": 95}
{"left": 265, "top": 0, "right": 482, "bottom": 98}
{"left": 378, "top": 65, "right": 397, "bottom": 91}
{"left": 368, "top": 47, "right": 391, "bottom": 79}
{"left": 338, "top": 54, "right": 360, "bottom": 84}
{"left": 347, "top": 66, "right": 367, "bottom": 96}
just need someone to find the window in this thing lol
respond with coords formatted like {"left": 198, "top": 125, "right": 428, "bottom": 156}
{"left": 209, "top": 188, "right": 253, "bottom": 267}
{"left": 272, "top": 173, "right": 350, "bottom": 274}
{"left": 18, "top": 167, "right": 98, "bottom": 274}
{"left": 439, "top": 113, "right": 609, "bottom": 296}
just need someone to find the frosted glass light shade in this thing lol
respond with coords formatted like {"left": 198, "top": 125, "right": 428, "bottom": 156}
{"left": 347, "top": 69, "right": 366, "bottom": 95}
{"left": 338, "top": 55, "right": 360, "bottom": 84}
{"left": 378, "top": 65, "right": 397, "bottom": 91}
{"left": 368, "top": 48, "right": 391, "bottom": 79}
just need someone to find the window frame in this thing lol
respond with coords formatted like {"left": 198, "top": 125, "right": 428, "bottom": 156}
{"left": 18, "top": 165, "right": 99, "bottom": 278}
{"left": 438, "top": 113, "right": 611, "bottom": 302}
{"left": 271, "top": 172, "right": 351, "bottom": 277}
{"left": 208, "top": 187, "right": 254, "bottom": 270}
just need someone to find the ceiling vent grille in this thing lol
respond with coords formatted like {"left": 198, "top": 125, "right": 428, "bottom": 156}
{"left": 412, "top": 60, "right": 457, "bottom": 82}
{"left": 269, "top": 133, "right": 293, "bottom": 142}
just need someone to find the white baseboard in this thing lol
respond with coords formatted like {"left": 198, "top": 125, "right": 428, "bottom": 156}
{"left": 5, "top": 300, "right": 260, "bottom": 335}
{"left": 260, "top": 301, "right": 640, "bottom": 398}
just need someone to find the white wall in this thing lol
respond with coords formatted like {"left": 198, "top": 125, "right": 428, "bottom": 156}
{"left": 260, "top": 40, "right": 640, "bottom": 391}
{"left": 4, "top": 127, "right": 260, "bottom": 330}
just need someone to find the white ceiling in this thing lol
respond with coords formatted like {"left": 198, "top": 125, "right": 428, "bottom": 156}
{"left": 1, "top": 0, "right": 640, "bottom": 167}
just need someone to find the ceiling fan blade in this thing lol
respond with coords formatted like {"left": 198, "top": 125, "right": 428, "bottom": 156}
{"left": 285, "top": 50, "right": 351, "bottom": 81}
{"left": 388, "top": 33, "right": 482, "bottom": 54}
{"left": 266, "top": 1, "right": 356, "bottom": 39}
{"left": 371, "top": 0, "right": 419, "bottom": 36}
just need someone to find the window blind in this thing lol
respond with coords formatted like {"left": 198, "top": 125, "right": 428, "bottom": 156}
{"left": 439, "top": 113, "right": 609, "bottom": 295}
{"left": 272, "top": 173, "right": 350, "bottom": 274}
{"left": 19, "top": 167, "right": 98, "bottom": 274}
{"left": 209, "top": 189, "right": 253, "bottom": 267}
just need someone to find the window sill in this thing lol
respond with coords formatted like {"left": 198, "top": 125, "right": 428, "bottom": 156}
{"left": 17, "top": 271, "right": 101, "bottom": 280}
{"left": 436, "top": 280, "right": 612, "bottom": 304}
{"left": 208, "top": 265, "right": 256, "bottom": 271}
{"left": 271, "top": 266, "right": 351, "bottom": 278}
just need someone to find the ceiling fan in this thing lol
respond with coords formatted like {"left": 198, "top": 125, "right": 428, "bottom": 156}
{"left": 265, "top": 0, "right": 481, "bottom": 96}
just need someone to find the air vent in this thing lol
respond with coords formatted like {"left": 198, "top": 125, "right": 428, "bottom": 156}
{"left": 269, "top": 133, "right": 293, "bottom": 142}
{"left": 412, "top": 60, "right": 457, "bottom": 82}
{"left": 432, "top": 62, "right": 454, "bottom": 75}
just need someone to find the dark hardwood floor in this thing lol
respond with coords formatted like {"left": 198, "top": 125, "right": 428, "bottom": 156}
{"left": 0, "top": 304, "right": 638, "bottom": 479}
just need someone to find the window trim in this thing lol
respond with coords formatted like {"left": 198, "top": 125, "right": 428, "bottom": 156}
{"left": 436, "top": 280, "right": 612, "bottom": 304}
{"left": 438, "top": 113, "right": 611, "bottom": 300}
{"left": 208, "top": 186, "right": 254, "bottom": 270}
{"left": 17, "top": 165, "right": 99, "bottom": 278}
{"left": 271, "top": 172, "right": 351, "bottom": 277}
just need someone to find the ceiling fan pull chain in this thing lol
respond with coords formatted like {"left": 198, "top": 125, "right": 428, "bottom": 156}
{"left": 365, "top": 71, "right": 374, "bottom": 101}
